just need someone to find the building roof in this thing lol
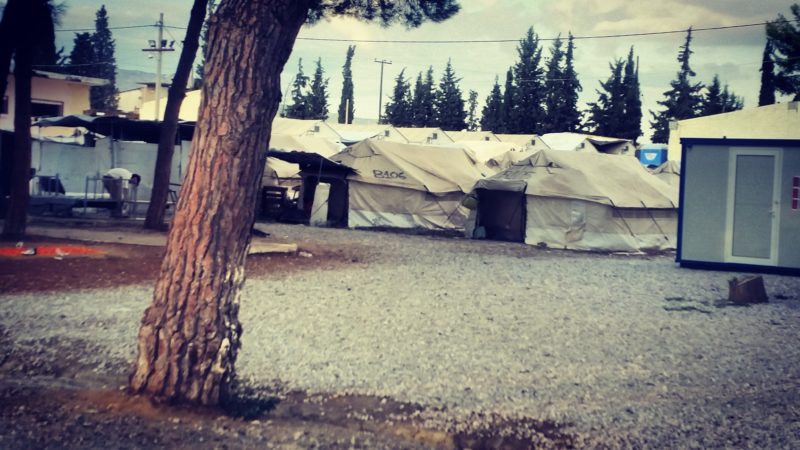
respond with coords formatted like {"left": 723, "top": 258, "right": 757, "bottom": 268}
{"left": 32, "top": 70, "right": 109, "bottom": 87}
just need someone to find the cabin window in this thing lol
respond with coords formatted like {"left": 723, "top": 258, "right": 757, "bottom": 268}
{"left": 31, "top": 100, "right": 63, "bottom": 118}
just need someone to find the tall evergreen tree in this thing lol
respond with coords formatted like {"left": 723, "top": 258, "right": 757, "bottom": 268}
{"left": 766, "top": 4, "right": 800, "bottom": 100}
{"left": 701, "top": 75, "right": 743, "bottom": 116}
{"left": 759, "top": 39, "right": 777, "bottom": 106}
{"left": 337, "top": 45, "right": 355, "bottom": 123}
{"left": 193, "top": 0, "right": 217, "bottom": 87}
{"left": 500, "top": 68, "right": 514, "bottom": 133}
{"left": 466, "top": 89, "right": 479, "bottom": 131}
{"left": 586, "top": 59, "right": 625, "bottom": 137}
{"left": 284, "top": 58, "right": 309, "bottom": 118}
{"left": 384, "top": 68, "right": 413, "bottom": 126}
{"left": 480, "top": 76, "right": 503, "bottom": 132}
{"left": 541, "top": 35, "right": 564, "bottom": 134}
{"left": 307, "top": 57, "right": 329, "bottom": 120}
{"left": 558, "top": 33, "right": 582, "bottom": 132}
{"left": 510, "top": 27, "right": 544, "bottom": 133}
{"left": 433, "top": 59, "right": 466, "bottom": 130}
{"left": 410, "top": 66, "right": 436, "bottom": 127}
{"left": 649, "top": 28, "right": 704, "bottom": 143}
{"left": 620, "top": 46, "right": 642, "bottom": 142}
{"left": 90, "top": 5, "right": 117, "bottom": 111}
{"left": 67, "top": 32, "right": 95, "bottom": 77}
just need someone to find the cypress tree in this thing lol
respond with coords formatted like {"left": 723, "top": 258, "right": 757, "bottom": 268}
{"left": 384, "top": 68, "right": 412, "bottom": 126}
{"left": 480, "top": 76, "right": 503, "bottom": 132}
{"left": 68, "top": 32, "right": 95, "bottom": 78}
{"left": 510, "top": 27, "right": 544, "bottom": 133}
{"left": 758, "top": 39, "right": 776, "bottom": 106}
{"left": 433, "top": 59, "right": 466, "bottom": 131}
{"left": 701, "top": 75, "right": 743, "bottom": 115}
{"left": 541, "top": 35, "right": 564, "bottom": 134}
{"left": 766, "top": 4, "right": 800, "bottom": 100}
{"left": 284, "top": 58, "right": 309, "bottom": 118}
{"left": 649, "top": 28, "right": 704, "bottom": 143}
{"left": 587, "top": 59, "right": 625, "bottom": 137}
{"left": 337, "top": 45, "right": 356, "bottom": 123}
{"left": 500, "top": 68, "right": 514, "bottom": 133}
{"left": 620, "top": 46, "right": 642, "bottom": 142}
{"left": 307, "top": 57, "right": 329, "bottom": 120}
{"left": 559, "top": 33, "right": 582, "bottom": 132}
{"left": 466, "top": 89, "right": 479, "bottom": 131}
{"left": 90, "top": 5, "right": 117, "bottom": 111}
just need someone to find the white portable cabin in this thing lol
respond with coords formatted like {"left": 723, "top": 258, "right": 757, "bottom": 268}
{"left": 677, "top": 138, "right": 800, "bottom": 275}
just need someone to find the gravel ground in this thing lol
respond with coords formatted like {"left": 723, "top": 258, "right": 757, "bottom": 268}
{"left": 2, "top": 223, "right": 800, "bottom": 448}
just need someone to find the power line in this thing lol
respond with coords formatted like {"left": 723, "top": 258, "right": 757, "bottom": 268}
{"left": 56, "top": 24, "right": 154, "bottom": 32}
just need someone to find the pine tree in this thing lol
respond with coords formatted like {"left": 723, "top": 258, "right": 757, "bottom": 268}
{"left": 759, "top": 39, "right": 776, "bottom": 106}
{"left": 766, "top": 4, "right": 800, "bottom": 100}
{"left": 649, "top": 28, "right": 704, "bottom": 143}
{"left": 558, "top": 33, "right": 582, "bottom": 132}
{"left": 466, "top": 89, "right": 479, "bottom": 131}
{"left": 68, "top": 32, "right": 95, "bottom": 78}
{"left": 701, "top": 75, "right": 743, "bottom": 115}
{"left": 384, "top": 68, "right": 413, "bottom": 126}
{"left": 500, "top": 68, "right": 514, "bottom": 133}
{"left": 480, "top": 76, "right": 503, "bottom": 132}
{"left": 284, "top": 58, "right": 309, "bottom": 118}
{"left": 587, "top": 59, "right": 625, "bottom": 137}
{"left": 307, "top": 57, "right": 329, "bottom": 120}
{"left": 620, "top": 46, "right": 642, "bottom": 142}
{"left": 541, "top": 35, "right": 564, "bottom": 134}
{"left": 337, "top": 45, "right": 355, "bottom": 123}
{"left": 433, "top": 59, "right": 466, "bottom": 130}
{"left": 193, "top": 0, "right": 217, "bottom": 87}
{"left": 510, "top": 27, "right": 544, "bottom": 133}
{"left": 90, "top": 5, "right": 117, "bottom": 111}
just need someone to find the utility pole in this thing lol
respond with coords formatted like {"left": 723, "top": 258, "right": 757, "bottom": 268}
{"left": 142, "top": 13, "right": 174, "bottom": 121}
{"left": 374, "top": 58, "right": 392, "bottom": 123}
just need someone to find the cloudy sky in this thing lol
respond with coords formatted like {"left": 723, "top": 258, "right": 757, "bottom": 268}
{"left": 56, "top": 0, "right": 796, "bottom": 143}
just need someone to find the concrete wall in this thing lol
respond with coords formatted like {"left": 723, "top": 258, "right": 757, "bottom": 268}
{"left": 669, "top": 102, "right": 800, "bottom": 160}
{"left": 31, "top": 137, "right": 192, "bottom": 202}
{"left": 2, "top": 75, "right": 92, "bottom": 130}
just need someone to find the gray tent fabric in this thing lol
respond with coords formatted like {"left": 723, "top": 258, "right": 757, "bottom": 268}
{"left": 469, "top": 149, "right": 678, "bottom": 252}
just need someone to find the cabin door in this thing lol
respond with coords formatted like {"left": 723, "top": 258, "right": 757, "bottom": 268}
{"left": 725, "top": 148, "right": 781, "bottom": 265}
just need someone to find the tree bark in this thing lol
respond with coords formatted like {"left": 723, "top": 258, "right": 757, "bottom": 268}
{"left": 129, "top": 0, "right": 312, "bottom": 406}
{"left": 0, "top": 0, "right": 22, "bottom": 101}
{"left": 144, "top": 0, "right": 209, "bottom": 230}
{"left": 2, "top": 34, "right": 32, "bottom": 239}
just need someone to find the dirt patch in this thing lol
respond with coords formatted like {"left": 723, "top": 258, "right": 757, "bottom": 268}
{"left": 0, "top": 237, "right": 369, "bottom": 295}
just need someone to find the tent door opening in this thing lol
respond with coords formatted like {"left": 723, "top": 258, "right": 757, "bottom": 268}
{"left": 476, "top": 189, "right": 526, "bottom": 242}
{"left": 724, "top": 148, "right": 781, "bottom": 265}
{"left": 308, "top": 178, "right": 348, "bottom": 228}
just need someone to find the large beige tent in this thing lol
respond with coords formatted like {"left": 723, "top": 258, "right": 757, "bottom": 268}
{"left": 330, "top": 139, "right": 486, "bottom": 230}
{"left": 467, "top": 149, "right": 678, "bottom": 252}
{"left": 263, "top": 134, "right": 343, "bottom": 187}
{"left": 445, "top": 141, "right": 535, "bottom": 173}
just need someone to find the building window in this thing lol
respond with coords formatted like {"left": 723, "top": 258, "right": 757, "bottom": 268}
{"left": 1, "top": 96, "right": 7, "bottom": 114}
{"left": 31, "top": 100, "right": 63, "bottom": 118}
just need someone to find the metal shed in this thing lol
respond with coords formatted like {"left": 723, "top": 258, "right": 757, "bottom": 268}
{"left": 677, "top": 138, "right": 800, "bottom": 275}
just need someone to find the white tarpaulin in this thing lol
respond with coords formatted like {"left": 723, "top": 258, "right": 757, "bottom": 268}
{"left": 469, "top": 149, "right": 678, "bottom": 252}
{"left": 331, "top": 139, "right": 486, "bottom": 230}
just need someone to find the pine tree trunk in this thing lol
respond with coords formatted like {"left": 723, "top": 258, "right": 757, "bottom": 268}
{"left": 129, "top": 0, "right": 311, "bottom": 405}
{"left": 144, "top": 0, "right": 208, "bottom": 230}
{"left": 2, "top": 43, "right": 32, "bottom": 239}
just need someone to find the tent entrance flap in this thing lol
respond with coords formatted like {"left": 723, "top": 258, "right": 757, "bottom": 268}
{"left": 476, "top": 189, "right": 526, "bottom": 242}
